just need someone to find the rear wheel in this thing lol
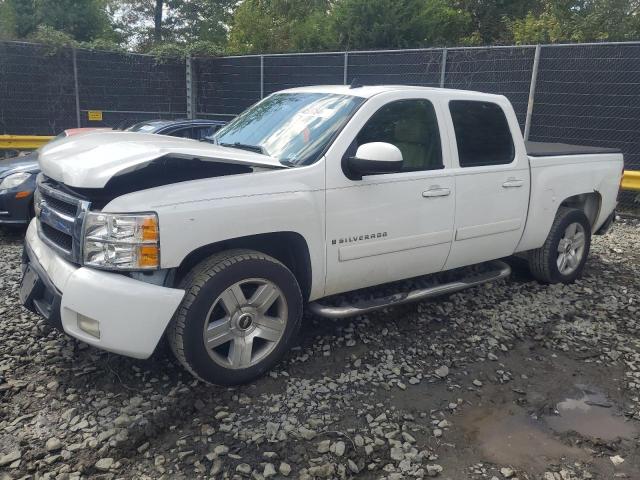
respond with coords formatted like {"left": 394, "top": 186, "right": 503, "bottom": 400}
{"left": 528, "top": 207, "right": 591, "bottom": 284}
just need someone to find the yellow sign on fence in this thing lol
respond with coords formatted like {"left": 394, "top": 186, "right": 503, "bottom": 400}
{"left": 87, "top": 110, "right": 103, "bottom": 121}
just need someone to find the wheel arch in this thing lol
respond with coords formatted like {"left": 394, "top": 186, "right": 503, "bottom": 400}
{"left": 174, "top": 231, "right": 313, "bottom": 301}
{"left": 559, "top": 191, "right": 602, "bottom": 231}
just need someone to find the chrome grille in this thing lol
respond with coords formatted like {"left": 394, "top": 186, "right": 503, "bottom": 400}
{"left": 36, "top": 175, "right": 90, "bottom": 264}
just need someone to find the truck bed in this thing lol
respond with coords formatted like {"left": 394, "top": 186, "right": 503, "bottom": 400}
{"left": 526, "top": 141, "right": 621, "bottom": 157}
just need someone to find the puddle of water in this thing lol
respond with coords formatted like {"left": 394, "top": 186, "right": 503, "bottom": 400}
{"left": 463, "top": 405, "right": 586, "bottom": 472}
{"left": 544, "top": 389, "right": 637, "bottom": 441}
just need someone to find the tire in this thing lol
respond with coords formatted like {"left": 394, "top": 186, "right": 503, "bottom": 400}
{"left": 167, "top": 249, "right": 303, "bottom": 385}
{"left": 528, "top": 207, "right": 592, "bottom": 284}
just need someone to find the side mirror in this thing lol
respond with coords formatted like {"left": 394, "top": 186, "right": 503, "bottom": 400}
{"left": 344, "top": 142, "right": 403, "bottom": 180}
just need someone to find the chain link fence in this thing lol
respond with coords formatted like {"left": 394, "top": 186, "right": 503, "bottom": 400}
{"left": 1, "top": 40, "right": 638, "bottom": 212}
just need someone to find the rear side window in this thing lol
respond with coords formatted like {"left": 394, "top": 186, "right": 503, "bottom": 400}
{"left": 449, "top": 101, "right": 514, "bottom": 167}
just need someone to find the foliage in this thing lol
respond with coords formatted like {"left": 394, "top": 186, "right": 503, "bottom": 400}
{"left": 0, "top": 0, "right": 113, "bottom": 42}
{"left": 228, "top": 0, "right": 333, "bottom": 54}
{"left": 511, "top": 0, "right": 640, "bottom": 44}
{"left": 1, "top": 0, "right": 640, "bottom": 55}
{"left": 330, "top": 0, "right": 472, "bottom": 50}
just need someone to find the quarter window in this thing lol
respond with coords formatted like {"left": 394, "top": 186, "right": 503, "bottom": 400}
{"left": 356, "top": 99, "right": 443, "bottom": 172}
{"left": 449, "top": 100, "right": 515, "bottom": 167}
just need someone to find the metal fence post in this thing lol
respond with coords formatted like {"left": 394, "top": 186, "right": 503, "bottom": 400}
{"left": 72, "top": 47, "right": 81, "bottom": 127}
{"left": 186, "top": 55, "right": 196, "bottom": 119}
{"left": 260, "top": 55, "right": 264, "bottom": 99}
{"left": 439, "top": 48, "right": 447, "bottom": 88}
{"left": 524, "top": 45, "right": 541, "bottom": 140}
{"left": 344, "top": 52, "right": 349, "bottom": 85}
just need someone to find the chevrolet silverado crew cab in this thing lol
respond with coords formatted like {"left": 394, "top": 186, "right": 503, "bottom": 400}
{"left": 20, "top": 85, "right": 623, "bottom": 385}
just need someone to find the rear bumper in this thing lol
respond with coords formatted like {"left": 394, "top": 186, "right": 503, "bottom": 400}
{"left": 21, "top": 220, "right": 185, "bottom": 359}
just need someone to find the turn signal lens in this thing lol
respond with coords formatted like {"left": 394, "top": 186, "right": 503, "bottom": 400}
{"left": 138, "top": 245, "right": 159, "bottom": 268}
{"left": 15, "top": 191, "right": 32, "bottom": 199}
{"left": 141, "top": 217, "right": 159, "bottom": 242}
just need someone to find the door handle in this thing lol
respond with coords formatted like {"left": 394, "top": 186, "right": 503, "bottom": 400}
{"left": 502, "top": 178, "right": 524, "bottom": 188}
{"left": 422, "top": 186, "right": 451, "bottom": 198}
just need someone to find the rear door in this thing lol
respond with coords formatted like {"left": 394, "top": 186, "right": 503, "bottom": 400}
{"left": 444, "top": 98, "right": 530, "bottom": 269}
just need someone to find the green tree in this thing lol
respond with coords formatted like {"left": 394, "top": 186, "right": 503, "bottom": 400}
{"left": 228, "top": 0, "right": 333, "bottom": 54}
{"left": 454, "top": 0, "right": 542, "bottom": 44}
{"left": 331, "top": 0, "right": 471, "bottom": 50}
{"left": 510, "top": 0, "right": 640, "bottom": 44}
{"left": 0, "top": 0, "right": 112, "bottom": 42}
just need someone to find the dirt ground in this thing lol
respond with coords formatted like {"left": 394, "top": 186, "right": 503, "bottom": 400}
{"left": 0, "top": 220, "right": 639, "bottom": 480}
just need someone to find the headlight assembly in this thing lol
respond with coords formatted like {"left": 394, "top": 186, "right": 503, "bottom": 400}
{"left": 0, "top": 171, "right": 31, "bottom": 190}
{"left": 83, "top": 212, "right": 160, "bottom": 270}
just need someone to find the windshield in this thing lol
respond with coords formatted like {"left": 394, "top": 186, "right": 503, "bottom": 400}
{"left": 210, "top": 92, "right": 365, "bottom": 166}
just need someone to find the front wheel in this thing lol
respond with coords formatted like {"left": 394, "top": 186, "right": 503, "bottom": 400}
{"left": 167, "top": 249, "right": 303, "bottom": 385}
{"left": 528, "top": 207, "right": 592, "bottom": 284}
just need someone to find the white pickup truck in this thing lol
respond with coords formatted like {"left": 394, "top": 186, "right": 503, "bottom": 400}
{"left": 20, "top": 85, "right": 623, "bottom": 385}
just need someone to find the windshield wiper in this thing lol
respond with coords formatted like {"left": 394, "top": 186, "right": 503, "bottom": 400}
{"left": 220, "top": 142, "right": 268, "bottom": 156}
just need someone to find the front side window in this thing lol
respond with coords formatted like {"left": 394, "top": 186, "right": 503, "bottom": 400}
{"left": 211, "top": 93, "right": 365, "bottom": 166}
{"left": 449, "top": 100, "right": 515, "bottom": 167}
{"left": 355, "top": 99, "right": 443, "bottom": 172}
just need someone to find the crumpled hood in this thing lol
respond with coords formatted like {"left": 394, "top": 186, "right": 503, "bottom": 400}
{"left": 0, "top": 151, "right": 39, "bottom": 177}
{"left": 38, "top": 131, "right": 285, "bottom": 188}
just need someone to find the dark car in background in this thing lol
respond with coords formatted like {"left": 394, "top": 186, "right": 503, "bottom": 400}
{"left": 0, "top": 119, "right": 226, "bottom": 227}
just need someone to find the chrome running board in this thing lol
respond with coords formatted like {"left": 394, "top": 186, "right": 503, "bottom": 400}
{"left": 308, "top": 260, "right": 511, "bottom": 319}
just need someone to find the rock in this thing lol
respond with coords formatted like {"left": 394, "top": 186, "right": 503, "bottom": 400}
{"left": 433, "top": 428, "right": 443, "bottom": 438}
{"left": 113, "top": 414, "right": 131, "bottom": 427}
{"left": 45, "top": 437, "right": 62, "bottom": 452}
{"left": 473, "top": 379, "right": 483, "bottom": 387}
{"left": 263, "top": 463, "right": 276, "bottom": 478}
{"left": 95, "top": 458, "right": 114, "bottom": 472}
{"left": 426, "top": 464, "right": 443, "bottom": 477}
{"left": 298, "top": 426, "right": 316, "bottom": 440}
{"left": 236, "top": 463, "right": 252, "bottom": 474}
{"left": 210, "top": 459, "right": 223, "bottom": 475}
{"left": 435, "top": 366, "right": 449, "bottom": 378}
{"left": 610, "top": 455, "right": 625, "bottom": 466}
{"left": 308, "top": 463, "right": 335, "bottom": 478}
{"left": 213, "top": 444, "right": 229, "bottom": 456}
{"left": 348, "top": 459, "right": 359, "bottom": 473}
{"left": 390, "top": 447, "right": 404, "bottom": 461}
{"left": 334, "top": 441, "right": 345, "bottom": 457}
{"left": 279, "top": 462, "right": 292, "bottom": 476}
{"left": 500, "top": 467, "right": 515, "bottom": 478}
{"left": 317, "top": 439, "right": 331, "bottom": 453}
{"left": 137, "top": 442, "right": 150, "bottom": 453}
{"left": 0, "top": 450, "right": 21, "bottom": 467}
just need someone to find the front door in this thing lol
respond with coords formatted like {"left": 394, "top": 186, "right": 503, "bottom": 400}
{"left": 324, "top": 95, "right": 455, "bottom": 296}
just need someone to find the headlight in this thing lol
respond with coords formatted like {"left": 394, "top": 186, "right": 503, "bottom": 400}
{"left": 0, "top": 171, "right": 31, "bottom": 190}
{"left": 83, "top": 212, "right": 160, "bottom": 270}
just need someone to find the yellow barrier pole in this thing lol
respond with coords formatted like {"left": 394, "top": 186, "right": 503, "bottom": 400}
{"left": 622, "top": 171, "right": 640, "bottom": 192}
{"left": 0, "top": 135, "right": 54, "bottom": 150}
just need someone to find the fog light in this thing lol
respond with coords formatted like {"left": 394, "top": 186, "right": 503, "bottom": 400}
{"left": 77, "top": 314, "right": 101, "bottom": 339}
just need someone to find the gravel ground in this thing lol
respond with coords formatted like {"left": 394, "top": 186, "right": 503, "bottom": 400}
{"left": 1, "top": 220, "right": 639, "bottom": 480}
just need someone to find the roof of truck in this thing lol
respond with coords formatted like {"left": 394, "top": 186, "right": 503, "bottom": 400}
{"left": 281, "top": 84, "right": 505, "bottom": 100}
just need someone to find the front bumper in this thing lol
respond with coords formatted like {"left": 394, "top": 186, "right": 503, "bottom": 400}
{"left": 21, "top": 220, "right": 185, "bottom": 359}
